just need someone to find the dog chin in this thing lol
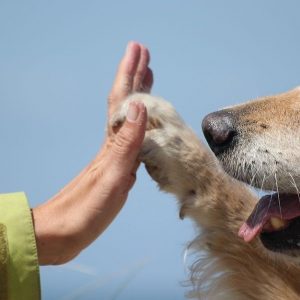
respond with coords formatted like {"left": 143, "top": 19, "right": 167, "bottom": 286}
{"left": 218, "top": 157, "right": 300, "bottom": 259}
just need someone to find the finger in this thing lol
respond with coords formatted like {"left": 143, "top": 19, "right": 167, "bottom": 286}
{"left": 108, "top": 42, "right": 141, "bottom": 117}
{"left": 141, "top": 67, "right": 154, "bottom": 93}
{"left": 109, "top": 101, "right": 147, "bottom": 174}
{"left": 133, "top": 45, "right": 151, "bottom": 91}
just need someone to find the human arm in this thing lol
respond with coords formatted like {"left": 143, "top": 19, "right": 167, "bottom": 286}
{"left": 31, "top": 42, "right": 153, "bottom": 265}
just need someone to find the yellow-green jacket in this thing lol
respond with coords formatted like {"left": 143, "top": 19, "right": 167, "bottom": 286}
{"left": 0, "top": 193, "right": 41, "bottom": 300}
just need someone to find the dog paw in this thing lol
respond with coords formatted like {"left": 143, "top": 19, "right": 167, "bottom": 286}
{"left": 110, "top": 92, "right": 219, "bottom": 202}
{"left": 110, "top": 93, "right": 189, "bottom": 188}
{"left": 110, "top": 93, "right": 182, "bottom": 132}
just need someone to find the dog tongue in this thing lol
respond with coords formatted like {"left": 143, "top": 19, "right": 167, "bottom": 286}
{"left": 239, "top": 194, "right": 300, "bottom": 242}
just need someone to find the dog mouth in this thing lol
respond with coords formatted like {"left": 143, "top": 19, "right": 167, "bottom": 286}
{"left": 239, "top": 193, "right": 300, "bottom": 252}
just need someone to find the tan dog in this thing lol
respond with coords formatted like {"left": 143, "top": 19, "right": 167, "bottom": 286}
{"left": 111, "top": 89, "right": 300, "bottom": 299}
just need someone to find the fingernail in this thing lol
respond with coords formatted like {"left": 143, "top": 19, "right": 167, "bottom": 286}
{"left": 126, "top": 102, "right": 139, "bottom": 122}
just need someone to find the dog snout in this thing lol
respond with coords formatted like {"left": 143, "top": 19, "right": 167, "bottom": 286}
{"left": 202, "top": 111, "right": 237, "bottom": 155}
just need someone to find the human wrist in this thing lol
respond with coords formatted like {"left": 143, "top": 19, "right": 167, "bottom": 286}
{"left": 32, "top": 198, "right": 82, "bottom": 265}
{"left": 31, "top": 171, "right": 112, "bottom": 265}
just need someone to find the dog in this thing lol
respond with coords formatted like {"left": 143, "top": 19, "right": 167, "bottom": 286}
{"left": 111, "top": 88, "right": 300, "bottom": 299}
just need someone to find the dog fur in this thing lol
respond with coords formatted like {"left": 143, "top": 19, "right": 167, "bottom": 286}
{"left": 215, "top": 87, "right": 300, "bottom": 195}
{"left": 111, "top": 90, "right": 300, "bottom": 299}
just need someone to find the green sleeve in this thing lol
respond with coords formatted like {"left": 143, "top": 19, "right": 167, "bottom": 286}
{"left": 0, "top": 192, "right": 41, "bottom": 300}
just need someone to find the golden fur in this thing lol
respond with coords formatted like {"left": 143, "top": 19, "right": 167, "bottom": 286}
{"left": 111, "top": 90, "right": 300, "bottom": 299}
{"left": 215, "top": 87, "right": 300, "bottom": 194}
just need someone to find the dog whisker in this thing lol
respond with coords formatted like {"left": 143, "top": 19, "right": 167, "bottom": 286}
{"left": 288, "top": 172, "right": 300, "bottom": 205}
{"left": 252, "top": 173, "right": 266, "bottom": 225}
{"left": 115, "top": 89, "right": 300, "bottom": 299}
{"left": 274, "top": 173, "right": 283, "bottom": 219}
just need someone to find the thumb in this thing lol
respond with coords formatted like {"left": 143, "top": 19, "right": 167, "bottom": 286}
{"left": 109, "top": 101, "right": 147, "bottom": 172}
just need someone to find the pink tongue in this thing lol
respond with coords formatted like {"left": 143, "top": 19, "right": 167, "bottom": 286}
{"left": 239, "top": 194, "right": 300, "bottom": 242}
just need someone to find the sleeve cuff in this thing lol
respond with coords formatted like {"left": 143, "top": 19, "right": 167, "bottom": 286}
{"left": 0, "top": 192, "right": 41, "bottom": 300}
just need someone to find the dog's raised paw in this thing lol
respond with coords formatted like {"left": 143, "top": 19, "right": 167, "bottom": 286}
{"left": 110, "top": 93, "right": 188, "bottom": 188}
{"left": 110, "top": 93, "right": 182, "bottom": 132}
{"left": 110, "top": 93, "right": 217, "bottom": 201}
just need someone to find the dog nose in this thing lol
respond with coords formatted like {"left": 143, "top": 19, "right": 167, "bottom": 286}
{"left": 202, "top": 111, "right": 237, "bottom": 155}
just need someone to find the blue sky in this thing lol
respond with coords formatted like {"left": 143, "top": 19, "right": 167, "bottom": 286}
{"left": 1, "top": 1, "right": 300, "bottom": 299}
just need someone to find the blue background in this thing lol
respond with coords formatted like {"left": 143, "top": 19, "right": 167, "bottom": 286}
{"left": 1, "top": 1, "right": 300, "bottom": 299}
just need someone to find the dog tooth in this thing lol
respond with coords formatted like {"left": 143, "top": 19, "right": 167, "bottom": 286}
{"left": 270, "top": 217, "right": 286, "bottom": 230}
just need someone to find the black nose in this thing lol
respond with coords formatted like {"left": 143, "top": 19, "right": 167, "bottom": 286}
{"left": 202, "top": 111, "right": 237, "bottom": 155}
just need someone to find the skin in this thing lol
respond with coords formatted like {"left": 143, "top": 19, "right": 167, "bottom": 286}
{"left": 32, "top": 41, "right": 153, "bottom": 265}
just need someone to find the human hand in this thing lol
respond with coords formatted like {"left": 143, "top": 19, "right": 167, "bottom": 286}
{"left": 32, "top": 42, "right": 153, "bottom": 265}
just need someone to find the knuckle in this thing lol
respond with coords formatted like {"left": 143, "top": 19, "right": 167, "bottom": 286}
{"left": 108, "top": 92, "right": 117, "bottom": 106}
{"left": 122, "top": 75, "right": 133, "bottom": 93}
{"left": 114, "top": 129, "right": 137, "bottom": 154}
{"left": 133, "top": 73, "right": 144, "bottom": 88}
{"left": 135, "top": 70, "right": 144, "bottom": 80}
